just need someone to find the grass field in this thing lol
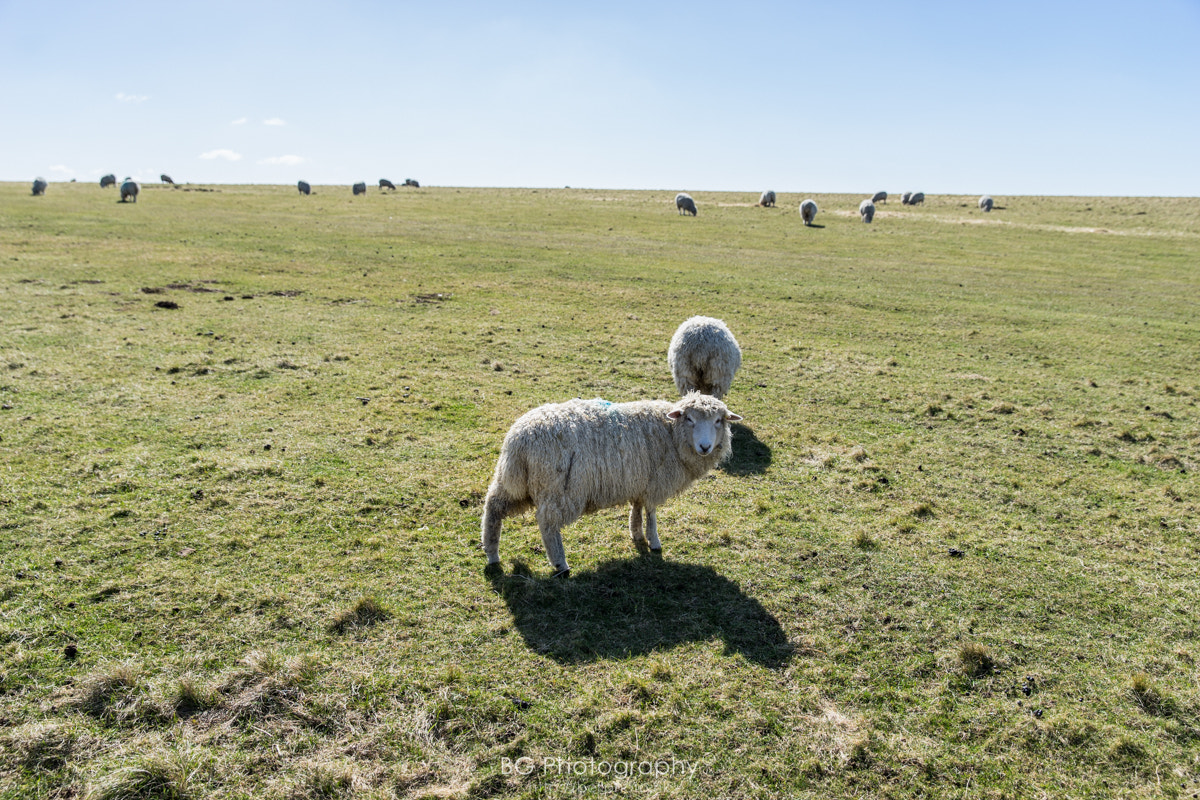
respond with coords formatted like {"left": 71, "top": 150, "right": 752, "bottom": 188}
{"left": 1, "top": 181, "right": 1198, "bottom": 799}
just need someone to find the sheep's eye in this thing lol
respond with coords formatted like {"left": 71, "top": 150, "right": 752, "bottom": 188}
{"left": 715, "top": 419, "right": 723, "bottom": 427}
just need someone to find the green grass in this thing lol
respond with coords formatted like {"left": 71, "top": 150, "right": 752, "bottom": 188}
{"left": 1, "top": 181, "right": 1199, "bottom": 798}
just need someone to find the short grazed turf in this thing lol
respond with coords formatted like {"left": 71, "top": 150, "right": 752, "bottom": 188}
{"left": 1, "top": 182, "right": 1198, "bottom": 799}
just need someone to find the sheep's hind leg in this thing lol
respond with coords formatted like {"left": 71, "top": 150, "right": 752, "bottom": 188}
{"left": 645, "top": 507, "right": 662, "bottom": 553}
{"left": 481, "top": 489, "right": 530, "bottom": 566}
{"left": 537, "top": 519, "right": 571, "bottom": 578}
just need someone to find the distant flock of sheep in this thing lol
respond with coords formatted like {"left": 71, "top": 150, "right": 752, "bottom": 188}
{"left": 299, "top": 178, "right": 420, "bottom": 196}
{"left": 483, "top": 316, "right": 744, "bottom": 577}
{"left": 29, "top": 178, "right": 996, "bottom": 220}
{"left": 28, "top": 175, "right": 421, "bottom": 201}
{"left": 677, "top": 189, "right": 997, "bottom": 225}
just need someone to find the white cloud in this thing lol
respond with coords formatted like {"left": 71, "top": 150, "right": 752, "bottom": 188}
{"left": 49, "top": 164, "right": 72, "bottom": 174}
{"left": 115, "top": 92, "right": 149, "bottom": 103}
{"left": 199, "top": 149, "right": 242, "bottom": 161}
{"left": 262, "top": 118, "right": 286, "bottom": 126}
{"left": 231, "top": 117, "right": 247, "bottom": 125}
{"left": 258, "top": 155, "right": 305, "bottom": 166}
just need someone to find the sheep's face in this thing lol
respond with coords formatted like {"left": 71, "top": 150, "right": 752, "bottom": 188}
{"left": 667, "top": 395, "right": 742, "bottom": 458}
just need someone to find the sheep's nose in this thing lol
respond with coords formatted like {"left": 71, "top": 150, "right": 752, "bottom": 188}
{"left": 697, "top": 443, "right": 712, "bottom": 455}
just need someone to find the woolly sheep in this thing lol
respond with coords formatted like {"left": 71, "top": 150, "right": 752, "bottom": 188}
{"left": 160, "top": 174, "right": 175, "bottom": 185}
{"left": 675, "top": 192, "right": 697, "bottom": 216}
{"left": 759, "top": 190, "right": 776, "bottom": 207}
{"left": 667, "top": 315, "right": 742, "bottom": 400}
{"left": 901, "top": 192, "right": 913, "bottom": 205}
{"left": 979, "top": 195, "right": 994, "bottom": 212}
{"left": 379, "top": 178, "right": 396, "bottom": 190}
{"left": 909, "top": 191, "right": 925, "bottom": 205}
{"left": 100, "top": 174, "right": 117, "bottom": 189}
{"left": 872, "top": 191, "right": 887, "bottom": 204}
{"left": 297, "top": 180, "right": 311, "bottom": 196}
{"left": 352, "top": 182, "right": 367, "bottom": 196}
{"left": 120, "top": 178, "right": 139, "bottom": 202}
{"left": 481, "top": 392, "right": 742, "bottom": 576}
{"left": 31, "top": 178, "right": 47, "bottom": 196}
{"left": 800, "top": 198, "right": 818, "bottom": 226}
{"left": 404, "top": 178, "right": 419, "bottom": 187}
{"left": 859, "top": 199, "right": 875, "bottom": 223}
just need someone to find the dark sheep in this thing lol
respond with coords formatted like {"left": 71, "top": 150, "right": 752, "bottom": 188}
{"left": 675, "top": 193, "right": 698, "bottom": 216}
{"left": 379, "top": 179, "right": 396, "bottom": 190}
{"left": 297, "top": 180, "right": 311, "bottom": 195}
{"left": 120, "top": 178, "right": 139, "bottom": 203}
{"left": 100, "top": 174, "right": 117, "bottom": 188}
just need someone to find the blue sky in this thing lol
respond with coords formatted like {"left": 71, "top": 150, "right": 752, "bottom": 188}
{"left": 2, "top": 1, "right": 1197, "bottom": 195}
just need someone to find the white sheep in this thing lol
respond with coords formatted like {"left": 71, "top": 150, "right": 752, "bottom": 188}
{"left": 675, "top": 192, "right": 697, "bottom": 216}
{"left": 759, "top": 190, "right": 776, "bottom": 207}
{"left": 800, "top": 198, "right": 818, "bottom": 226}
{"left": 979, "top": 195, "right": 994, "bottom": 212}
{"left": 297, "top": 180, "right": 311, "bottom": 195}
{"left": 872, "top": 191, "right": 887, "bottom": 204}
{"left": 909, "top": 191, "right": 925, "bottom": 205}
{"left": 100, "top": 174, "right": 117, "bottom": 189}
{"left": 481, "top": 392, "right": 742, "bottom": 576}
{"left": 31, "top": 178, "right": 47, "bottom": 196}
{"left": 668, "top": 315, "right": 742, "bottom": 400}
{"left": 352, "top": 182, "right": 367, "bottom": 196}
{"left": 859, "top": 199, "right": 875, "bottom": 223}
{"left": 120, "top": 178, "right": 139, "bottom": 203}
{"left": 901, "top": 192, "right": 913, "bottom": 205}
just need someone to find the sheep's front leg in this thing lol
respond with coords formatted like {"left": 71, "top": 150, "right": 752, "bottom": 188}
{"left": 645, "top": 507, "right": 662, "bottom": 553}
{"left": 629, "top": 502, "right": 647, "bottom": 547}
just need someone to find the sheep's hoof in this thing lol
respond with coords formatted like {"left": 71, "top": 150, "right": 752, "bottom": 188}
{"left": 483, "top": 562, "right": 504, "bottom": 579}
{"left": 552, "top": 567, "right": 571, "bottom": 579}
{"left": 650, "top": 547, "right": 662, "bottom": 554}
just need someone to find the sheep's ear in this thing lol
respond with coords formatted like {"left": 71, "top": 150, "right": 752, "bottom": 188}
{"left": 666, "top": 409, "right": 683, "bottom": 420}
{"left": 724, "top": 412, "right": 743, "bottom": 422}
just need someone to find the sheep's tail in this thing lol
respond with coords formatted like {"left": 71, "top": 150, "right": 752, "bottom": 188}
{"left": 481, "top": 450, "right": 532, "bottom": 565}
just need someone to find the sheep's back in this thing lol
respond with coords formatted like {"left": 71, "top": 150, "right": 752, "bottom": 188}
{"left": 497, "top": 400, "right": 678, "bottom": 508}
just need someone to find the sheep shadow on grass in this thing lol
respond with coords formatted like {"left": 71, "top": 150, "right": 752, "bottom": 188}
{"left": 487, "top": 557, "right": 793, "bottom": 669}
{"left": 722, "top": 422, "right": 772, "bottom": 476}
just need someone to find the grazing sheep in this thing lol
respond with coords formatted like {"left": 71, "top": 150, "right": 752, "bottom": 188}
{"left": 352, "top": 182, "right": 367, "bottom": 196}
{"left": 901, "top": 192, "right": 913, "bottom": 205}
{"left": 909, "top": 192, "right": 925, "bottom": 205}
{"left": 379, "top": 178, "right": 396, "bottom": 190}
{"left": 100, "top": 174, "right": 117, "bottom": 189}
{"left": 675, "top": 192, "right": 697, "bottom": 216}
{"left": 120, "top": 178, "right": 139, "bottom": 203}
{"left": 481, "top": 392, "right": 742, "bottom": 576}
{"left": 859, "top": 199, "right": 875, "bottom": 223}
{"left": 759, "top": 190, "right": 776, "bottom": 207}
{"left": 872, "top": 191, "right": 887, "bottom": 204}
{"left": 668, "top": 315, "right": 742, "bottom": 400}
{"left": 31, "top": 178, "right": 47, "bottom": 196}
{"left": 979, "top": 195, "right": 994, "bottom": 212}
{"left": 160, "top": 174, "right": 175, "bottom": 185}
{"left": 404, "top": 178, "right": 419, "bottom": 187}
{"left": 297, "top": 180, "right": 311, "bottom": 196}
{"left": 800, "top": 199, "right": 818, "bottom": 225}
